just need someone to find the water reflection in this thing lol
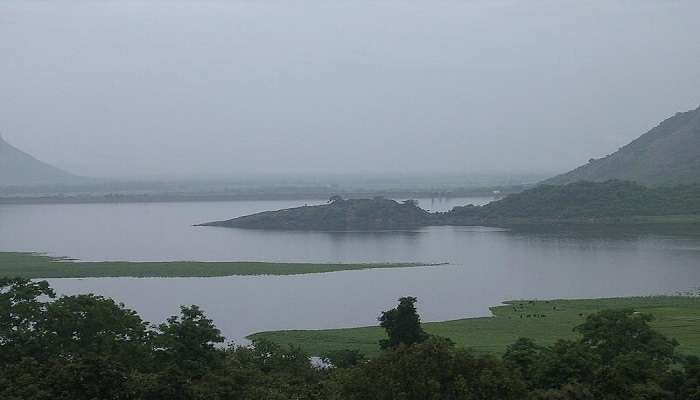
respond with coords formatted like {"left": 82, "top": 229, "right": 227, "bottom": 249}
{"left": 1, "top": 200, "right": 699, "bottom": 342}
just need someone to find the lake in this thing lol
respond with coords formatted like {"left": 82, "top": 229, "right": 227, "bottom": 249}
{"left": 1, "top": 198, "right": 700, "bottom": 344}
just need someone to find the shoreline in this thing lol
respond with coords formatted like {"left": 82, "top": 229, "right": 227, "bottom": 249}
{"left": 249, "top": 295, "right": 700, "bottom": 357}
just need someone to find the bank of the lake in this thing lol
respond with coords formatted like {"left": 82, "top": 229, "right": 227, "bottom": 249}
{"left": 250, "top": 296, "right": 700, "bottom": 357}
{"left": 0, "top": 252, "right": 442, "bottom": 279}
{"left": 203, "top": 181, "right": 700, "bottom": 231}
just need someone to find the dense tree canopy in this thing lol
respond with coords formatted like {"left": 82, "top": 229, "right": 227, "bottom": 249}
{"left": 3, "top": 278, "right": 700, "bottom": 399}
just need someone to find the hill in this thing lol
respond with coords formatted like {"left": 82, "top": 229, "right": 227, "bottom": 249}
{"left": 545, "top": 105, "right": 700, "bottom": 185}
{"left": 0, "top": 135, "right": 84, "bottom": 186}
{"left": 200, "top": 181, "right": 700, "bottom": 230}
{"left": 443, "top": 180, "right": 700, "bottom": 224}
{"left": 199, "top": 197, "right": 434, "bottom": 230}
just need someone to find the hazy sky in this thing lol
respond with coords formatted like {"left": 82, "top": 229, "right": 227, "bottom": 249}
{"left": 1, "top": 1, "right": 699, "bottom": 179}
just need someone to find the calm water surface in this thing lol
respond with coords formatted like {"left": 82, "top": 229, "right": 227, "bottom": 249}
{"left": 1, "top": 198, "right": 700, "bottom": 343}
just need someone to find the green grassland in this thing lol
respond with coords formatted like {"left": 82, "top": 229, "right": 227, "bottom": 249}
{"left": 0, "top": 252, "right": 442, "bottom": 279}
{"left": 249, "top": 296, "right": 700, "bottom": 357}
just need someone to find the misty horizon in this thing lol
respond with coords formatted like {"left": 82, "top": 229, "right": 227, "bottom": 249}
{"left": 2, "top": 1, "right": 699, "bottom": 179}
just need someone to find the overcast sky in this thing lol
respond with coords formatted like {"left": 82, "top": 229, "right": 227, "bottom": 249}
{"left": 1, "top": 1, "right": 699, "bottom": 179}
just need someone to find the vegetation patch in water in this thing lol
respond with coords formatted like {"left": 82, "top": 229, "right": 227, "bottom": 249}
{"left": 0, "top": 252, "right": 443, "bottom": 278}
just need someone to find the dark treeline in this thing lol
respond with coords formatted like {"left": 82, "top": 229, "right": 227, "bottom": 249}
{"left": 203, "top": 180, "right": 700, "bottom": 230}
{"left": 3, "top": 280, "right": 700, "bottom": 400}
{"left": 445, "top": 180, "right": 700, "bottom": 222}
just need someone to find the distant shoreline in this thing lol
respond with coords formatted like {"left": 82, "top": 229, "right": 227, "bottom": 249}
{"left": 0, "top": 188, "right": 509, "bottom": 205}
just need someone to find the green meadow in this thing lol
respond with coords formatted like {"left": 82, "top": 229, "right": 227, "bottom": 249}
{"left": 250, "top": 296, "right": 700, "bottom": 357}
{"left": 0, "top": 252, "right": 441, "bottom": 279}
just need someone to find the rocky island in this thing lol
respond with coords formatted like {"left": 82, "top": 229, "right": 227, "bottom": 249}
{"left": 199, "top": 197, "right": 434, "bottom": 231}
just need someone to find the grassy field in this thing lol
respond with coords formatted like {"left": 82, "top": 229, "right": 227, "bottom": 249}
{"left": 249, "top": 296, "right": 700, "bottom": 357}
{"left": 0, "top": 252, "right": 442, "bottom": 279}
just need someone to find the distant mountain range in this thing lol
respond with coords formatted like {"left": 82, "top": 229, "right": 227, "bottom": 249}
{"left": 0, "top": 135, "right": 84, "bottom": 186}
{"left": 546, "top": 105, "right": 700, "bottom": 186}
{"left": 3, "top": 104, "right": 699, "bottom": 189}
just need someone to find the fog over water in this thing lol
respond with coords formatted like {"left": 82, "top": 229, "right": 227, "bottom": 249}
{"left": 1, "top": 1, "right": 699, "bottom": 179}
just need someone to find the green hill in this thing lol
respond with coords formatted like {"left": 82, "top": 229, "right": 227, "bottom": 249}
{"left": 546, "top": 105, "right": 700, "bottom": 186}
{"left": 0, "top": 135, "right": 84, "bottom": 186}
{"left": 444, "top": 180, "right": 700, "bottom": 224}
{"left": 201, "top": 181, "right": 700, "bottom": 230}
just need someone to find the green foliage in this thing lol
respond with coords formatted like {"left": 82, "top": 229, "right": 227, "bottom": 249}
{"left": 501, "top": 310, "right": 688, "bottom": 399}
{"left": 575, "top": 309, "right": 677, "bottom": 362}
{"left": 446, "top": 180, "right": 700, "bottom": 222}
{"left": 332, "top": 306, "right": 695, "bottom": 400}
{"left": 0, "top": 278, "right": 55, "bottom": 363}
{"left": 334, "top": 337, "right": 527, "bottom": 400}
{"left": 503, "top": 338, "right": 544, "bottom": 383}
{"left": 252, "top": 296, "right": 700, "bottom": 358}
{"left": 0, "top": 251, "right": 437, "bottom": 279}
{"left": 4, "top": 280, "right": 700, "bottom": 399}
{"left": 534, "top": 340, "right": 600, "bottom": 390}
{"left": 378, "top": 296, "right": 429, "bottom": 349}
{"left": 0, "top": 278, "right": 328, "bottom": 400}
{"left": 1, "top": 279, "right": 151, "bottom": 400}
{"left": 148, "top": 306, "right": 225, "bottom": 399}
{"left": 322, "top": 349, "right": 366, "bottom": 368}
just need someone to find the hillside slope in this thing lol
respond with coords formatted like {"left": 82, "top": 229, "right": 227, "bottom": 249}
{"left": 0, "top": 135, "right": 83, "bottom": 186}
{"left": 546, "top": 105, "right": 700, "bottom": 185}
{"left": 444, "top": 180, "right": 700, "bottom": 224}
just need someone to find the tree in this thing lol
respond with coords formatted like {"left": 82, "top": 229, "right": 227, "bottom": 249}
{"left": 35, "top": 294, "right": 152, "bottom": 400}
{"left": 5, "top": 279, "right": 700, "bottom": 400}
{"left": 0, "top": 278, "right": 54, "bottom": 363}
{"left": 521, "top": 309, "right": 680, "bottom": 400}
{"left": 1, "top": 280, "right": 152, "bottom": 400}
{"left": 337, "top": 338, "right": 526, "bottom": 400}
{"left": 503, "top": 338, "right": 544, "bottom": 384}
{"left": 535, "top": 340, "right": 600, "bottom": 390}
{"left": 574, "top": 309, "right": 677, "bottom": 362}
{"left": 149, "top": 305, "right": 225, "bottom": 399}
{"left": 378, "top": 297, "right": 429, "bottom": 350}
